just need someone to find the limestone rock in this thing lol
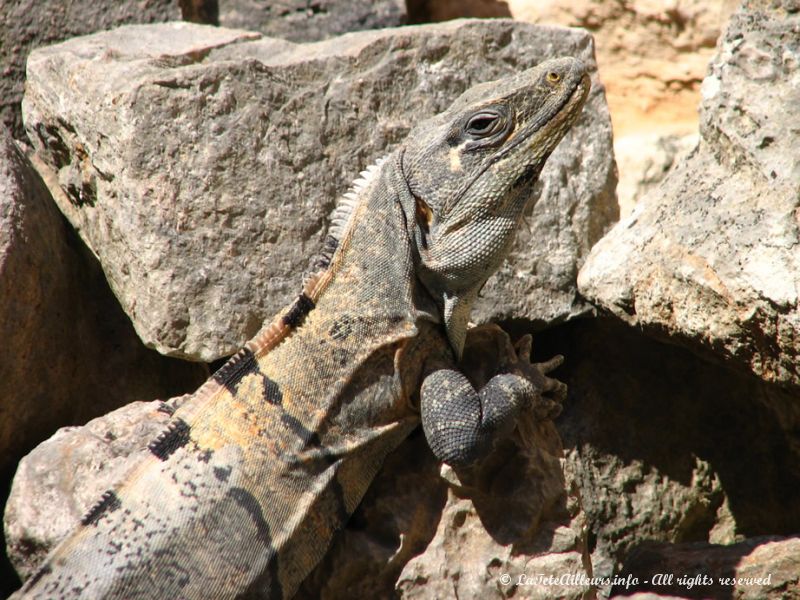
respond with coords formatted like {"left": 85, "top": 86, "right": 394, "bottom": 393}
{"left": 0, "top": 126, "right": 206, "bottom": 477}
{"left": 219, "top": 0, "right": 406, "bottom": 42}
{"left": 508, "top": 0, "right": 736, "bottom": 137}
{"left": 578, "top": 2, "right": 800, "bottom": 388}
{"left": 614, "top": 133, "right": 698, "bottom": 218}
{"left": 23, "top": 19, "right": 617, "bottom": 361}
{"left": 0, "top": 0, "right": 183, "bottom": 140}
{"left": 533, "top": 318, "right": 800, "bottom": 594}
{"left": 3, "top": 396, "right": 188, "bottom": 579}
{"left": 394, "top": 432, "right": 590, "bottom": 600}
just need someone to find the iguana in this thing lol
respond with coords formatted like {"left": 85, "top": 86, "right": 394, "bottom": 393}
{"left": 12, "top": 55, "right": 590, "bottom": 600}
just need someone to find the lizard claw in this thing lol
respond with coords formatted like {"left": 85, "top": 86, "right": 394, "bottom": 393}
{"left": 540, "top": 355, "right": 566, "bottom": 402}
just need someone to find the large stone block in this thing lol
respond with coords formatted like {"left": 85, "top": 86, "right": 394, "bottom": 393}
{"left": 578, "top": 2, "right": 800, "bottom": 388}
{"left": 0, "top": 0, "right": 181, "bottom": 139}
{"left": 615, "top": 536, "right": 800, "bottom": 599}
{"left": 3, "top": 397, "right": 188, "bottom": 579}
{"left": 535, "top": 318, "right": 800, "bottom": 593}
{"left": 0, "top": 127, "right": 206, "bottom": 477}
{"left": 23, "top": 19, "right": 616, "bottom": 361}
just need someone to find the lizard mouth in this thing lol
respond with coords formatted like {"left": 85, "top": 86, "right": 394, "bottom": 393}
{"left": 509, "top": 73, "right": 590, "bottom": 189}
{"left": 497, "top": 70, "right": 591, "bottom": 167}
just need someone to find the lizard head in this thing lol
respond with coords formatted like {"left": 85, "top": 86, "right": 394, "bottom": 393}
{"left": 400, "top": 57, "right": 590, "bottom": 358}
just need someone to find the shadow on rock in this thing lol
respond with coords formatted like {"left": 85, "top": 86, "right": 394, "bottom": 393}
{"left": 613, "top": 535, "right": 800, "bottom": 599}
{"left": 522, "top": 317, "right": 800, "bottom": 582}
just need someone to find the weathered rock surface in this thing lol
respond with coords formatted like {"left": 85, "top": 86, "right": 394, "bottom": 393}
{"left": 0, "top": 126, "right": 206, "bottom": 477}
{"left": 614, "top": 536, "right": 800, "bottom": 599}
{"left": 23, "top": 19, "right": 617, "bottom": 361}
{"left": 0, "top": 0, "right": 183, "bottom": 140}
{"left": 614, "top": 133, "right": 698, "bottom": 218}
{"left": 394, "top": 433, "right": 589, "bottom": 600}
{"left": 578, "top": 2, "right": 800, "bottom": 388}
{"left": 532, "top": 318, "right": 800, "bottom": 596}
{"left": 3, "top": 396, "right": 188, "bottom": 579}
{"left": 0, "top": 124, "right": 205, "bottom": 596}
{"left": 219, "top": 0, "right": 406, "bottom": 42}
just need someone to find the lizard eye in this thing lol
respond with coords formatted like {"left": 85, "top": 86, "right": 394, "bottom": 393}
{"left": 546, "top": 71, "right": 561, "bottom": 84}
{"left": 464, "top": 109, "right": 506, "bottom": 139}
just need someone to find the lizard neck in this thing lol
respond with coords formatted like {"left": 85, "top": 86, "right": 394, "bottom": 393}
{"left": 317, "top": 153, "right": 427, "bottom": 326}
{"left": 243, "top": 152, "right": 423, "bottom": 359}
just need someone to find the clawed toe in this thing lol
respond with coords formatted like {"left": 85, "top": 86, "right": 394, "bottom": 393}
{"left": 536, "top": 354, "right": 564, "bottom": 374}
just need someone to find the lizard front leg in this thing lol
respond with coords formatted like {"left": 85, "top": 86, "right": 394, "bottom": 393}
{"left": 421, "top": 331, "right": 566, "bottom": 467}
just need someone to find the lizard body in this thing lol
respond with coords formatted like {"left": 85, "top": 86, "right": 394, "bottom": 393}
{"left": 13, "top": 56, "right": 589, "bottom": 599}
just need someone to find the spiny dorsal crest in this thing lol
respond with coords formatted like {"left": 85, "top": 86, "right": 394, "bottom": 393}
{"left": 307, "top": 155, "right": 387, "bottom": 276}
{"left": 246, "top": 155, "right": 390, "bottom": 356}
{"left": 328, "top": 156, "right": 386, "bottom": 243}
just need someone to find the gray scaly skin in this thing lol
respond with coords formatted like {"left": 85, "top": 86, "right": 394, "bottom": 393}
{"left": 12, "top": 56, "right": 589, "bottom": 599}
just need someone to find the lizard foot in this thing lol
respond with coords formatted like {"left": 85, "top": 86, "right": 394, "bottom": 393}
{"left": 512, "top": 333, "right": 567, "bottom": 421}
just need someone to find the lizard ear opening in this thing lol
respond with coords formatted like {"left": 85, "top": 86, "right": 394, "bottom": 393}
{"left": 414, "top": 194, "right": 433, "bottom": 249}
{"left": 415, "top": 195, "right": 433, "bottom": 229}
